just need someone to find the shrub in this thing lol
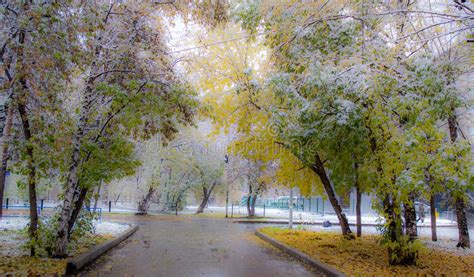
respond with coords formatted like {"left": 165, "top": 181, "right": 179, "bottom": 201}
{"left": 24, "top": 210, "right": 97, "bottom": 257}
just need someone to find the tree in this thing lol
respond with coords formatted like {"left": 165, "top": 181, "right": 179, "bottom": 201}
{"left": 190, "top": 137, "right": 225, "bottom": 214}
{"left": 188, "top": 22, "right": 347, "bottom": 227}
{"left": 0, "top": 103, "right": 13, "bottom": 218}
{"left": 257, "top": 0, "right": 471, "bottom": 260}
{"left": 53, "top": 1, "right": 198, "bottom": 257}
{"left": 1, "top": 0, "right": 78, "bottom": 255}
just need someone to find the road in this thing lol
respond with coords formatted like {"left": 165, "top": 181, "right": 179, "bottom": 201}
{"left": 82, "top": 215, "right": 320, "bottom": 277}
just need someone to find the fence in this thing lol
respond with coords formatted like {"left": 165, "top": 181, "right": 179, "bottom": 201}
{"left": 238, "top": 196, "right": 457, "bottom": 221}
{"left": 1, "top": 198, "right": 102, "bottom": 219}
{"left": 1, "top": 197, "right": 458, "bottom": 221}
{"left": 241, "top": 196, "right": 335, "bottom": 214}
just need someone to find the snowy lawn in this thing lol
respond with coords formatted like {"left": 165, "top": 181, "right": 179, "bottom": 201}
{"left": 186, "top": 205, "right": 458, "bottom": 226}
{"left": 0, "top": 216, "right": 131, "bottom": 236}
{"left": 0, "top": 217, "right": 132, "bottom": 275}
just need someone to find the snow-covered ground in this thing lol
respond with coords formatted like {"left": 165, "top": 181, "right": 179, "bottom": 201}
{"left": 184, "top": 205, "right": 457, "bottom": 227}
{"left": 0, "top": 217, "right": 131, "bottom": 235}
{"left": 0, "top": 217, "right": 131, "bottom": 257}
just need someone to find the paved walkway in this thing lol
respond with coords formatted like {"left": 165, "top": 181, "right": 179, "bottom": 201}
{"left": 82, "top": 215, "right": 320, "bottom": 277}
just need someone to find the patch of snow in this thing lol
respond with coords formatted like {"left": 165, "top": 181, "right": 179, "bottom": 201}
{"left": 0, "top": 217, "right": 29, "bottom": 231}
{"left": 95, "top": 221, "right": 130, "bottom": 235}
{"left": 0, "top": 217, "right": 130, "bottom": 236}
{"left": 423, "top": 238, "right": 474, "bottom": 256}
{"left": 184, "top": 205, "right": 458, "bottom": 228}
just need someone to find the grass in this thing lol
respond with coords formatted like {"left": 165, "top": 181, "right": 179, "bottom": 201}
{"left": 259, "top": 227, "right": 474, "bottom": 276}
{"left": 0, "top": 232, "right": 112, "bottom": 276}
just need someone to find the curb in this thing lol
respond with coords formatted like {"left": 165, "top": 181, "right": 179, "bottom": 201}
{"left": 255, "top": 230, "right": 345, "bottom": 277}
{"left": 235, "top": 220, "right": 456, "bottom": 228}
{"left": 235, "top": 220, "right": 380, "bottom": 227}
{"left": 65, "top": 225, "right": 139, "bottom": 274}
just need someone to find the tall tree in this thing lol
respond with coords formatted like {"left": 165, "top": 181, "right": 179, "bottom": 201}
{"left": 1, "top": 0, "right": 76, "bottom": 255}
{"left": 53, "top": 1, "right": 198, "bottom": 257}
{"left": 0, "top": 104, "right": 13, "bottom": 218}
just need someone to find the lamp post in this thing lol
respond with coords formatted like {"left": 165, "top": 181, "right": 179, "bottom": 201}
{"left": 224, "top": 154, "right": 229, "bottom": 218}
{"left": 289, "top": 187, "right": 294, "bottom": 229}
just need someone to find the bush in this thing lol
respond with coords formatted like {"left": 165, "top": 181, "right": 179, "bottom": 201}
{"left": 24, "top": 210, "right": 97, "bottom": 257}
{"left": 378, "top": 224, "right": 424, "bottom": 266}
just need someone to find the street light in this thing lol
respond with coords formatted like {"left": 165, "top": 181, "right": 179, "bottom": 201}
{"left": 224, "top": 154, "right": 229, "bottom": 218}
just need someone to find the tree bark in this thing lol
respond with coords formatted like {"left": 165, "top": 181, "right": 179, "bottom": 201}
{"left": 53, "top": 12, "right": 113, "bottom": 254}
{"left": 383, "top": 194, "right": 399, "bottom": 242}
{"left": 196, "top": 187, "right": 208, "bottom": 214}
{"left": 196, "top": 181, "right": 216, "bottom": 214}
{"left": 137, "top": 187, "right": 155, "bottom": 215}
{"left": 250, "top": 193, "right": 257, "bottom": 217}
{"left": 18, "top": 101, "right": 39, "bottom": 256}
{"left": 15, "top": 24, "right": 39, "bottom": 256}
{"left": 67, "top": 187, "right": 89, "bottom": 237}
{"left": 430, "top": 194, "right": 437, "bottom": 241}
{"left": 93, "top": 181, "right": 102, "bottom": 212}
{"left": 384, "top": 195, "right": 398, "bottom": 264}
{"left": 355, "top": 184, "right": 362, "bottom": 237}
{"left": 448, "top": 115, "right": 458, "bottom": 142}
{"left": 354, "top": 161, "right": 362, "bottom": 237}
{"left": 454, "top": 197, "right": 470, "bottom": 248}
{"left": 0, "top": 105, "right": 14, "bottom": 218}
{"left": 448, "top": 114, "right": 470, "bottom": 248}
{"left": 403, "top": 194, "right": 418, "bottom": 241}
{"left": 54, "top": 78, "right": 97, "bottom": 257}
{"left": 383, "top": 193, "right": 415, "bottom": 265}
{"left": 246, "top": 184, "right": 252, "bottom": 216}
{"left": 310, "top": 153, "right": 353, "bottom": 237}
{"left": 54, "top": 37, "right": 106, "bottom": 256}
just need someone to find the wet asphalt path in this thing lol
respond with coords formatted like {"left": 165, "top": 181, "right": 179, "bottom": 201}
{"left": 82, "top": 215, "right": 320, "bottom": 277}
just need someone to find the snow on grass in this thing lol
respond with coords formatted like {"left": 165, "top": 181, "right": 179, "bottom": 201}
{"left": 0, "top": 217, "right": 29, "bottom": 231}
{"left": 0, "top": 217, "right": 130, "bottom": 236}
{"left": 95, "top": 221, "right": 130, "bottom": 235}
{"left": 185, "top": 205, "right": 457, "bottom": 226}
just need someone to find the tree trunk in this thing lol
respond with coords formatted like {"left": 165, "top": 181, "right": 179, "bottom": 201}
{"left": 454, "top": 197, "right": 470, "bottom": 248}
{"left": 15, "top": 27, "right": 39, "bottom": 256}
{"left": 448, "top": 115, "right": 458, "bottom": 142}
{"left": 403, "top": 194, "right": 417, "bottom": 241}
{"left": 354, "top": 161, "right": 361, "bottom": 237}
{"left": 0, "top": 105, "right": 14, "bottom": 218}
{"left": 246, "top": 184, "right": 252, "bottom": 216}
{"left": 196, "top": 187, "right": 208, "bottom": 214}
{"left": 67, "top": 187, "right": 89, "bottom": 237}
{"left": 383, "top": 194, "right": 416, "bottom": 265}
{"left": 137, "top": 187, "right": 155, "bottom": 215}
{"left": 54, "top": 79, "right": 97, "bottom": 257}
{"left": 384, "top": 194, "right": 398, "bottom": 264}
{"left": 114, "top": 192, "right": 121, "bottom": 205}
{"left": 383, "top": 194, "right": 399, "bottom": 242}
{"left": 311, "top": 153, "right": 353, "bottom": 237}
{"left": 448, "top": 114, "right": 470, "bottom": 248}
{"left": 250, "top": 193, "right": 257, "bottom": 217}
{"left": 430, "top": 194, "right": 437, "bottom": 242}
{"left": 93, "top": 181, "right": 102, "bottom": 212}
{"left": 53, "top": 23, "right": 108, "bottom": 256}
{"left": 196, "top": 182, "right": 216, "bottom": 214}
{"left": 355, "top": 184, "right": 362, "bottom": 237}
{"left": 18, "top": 101, "right": 39, "bottom": 256}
